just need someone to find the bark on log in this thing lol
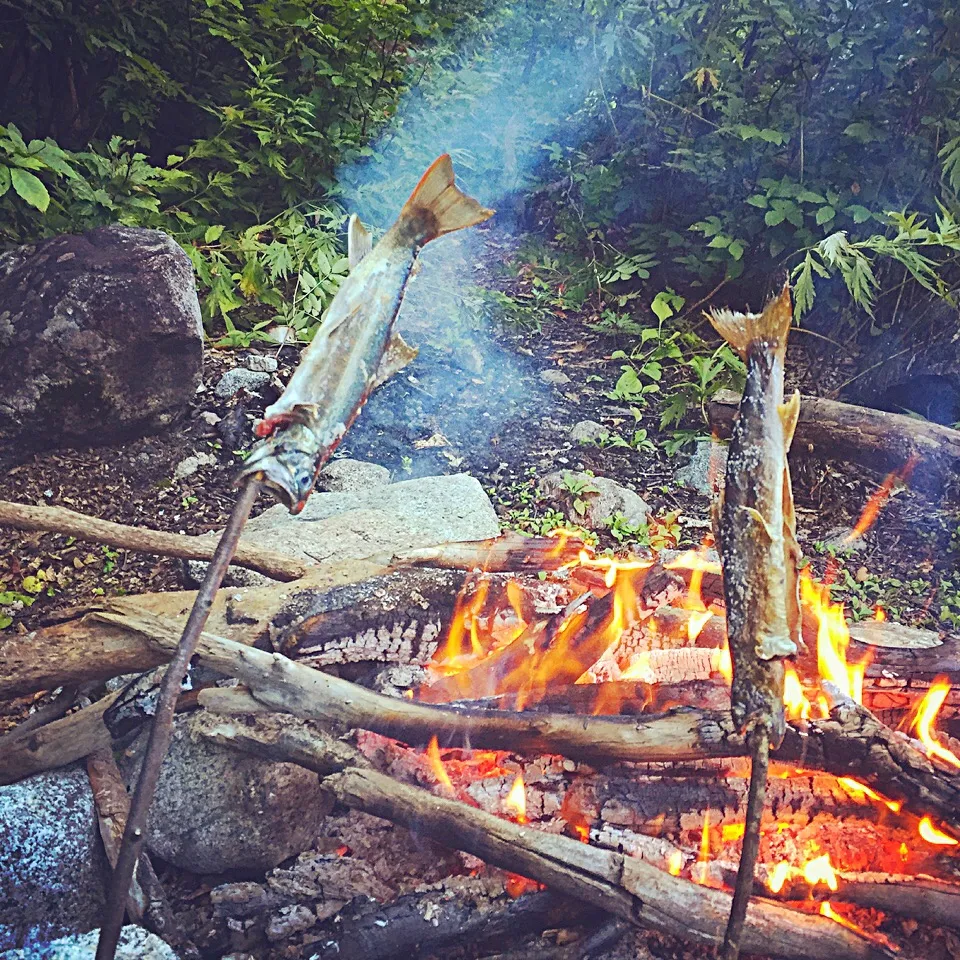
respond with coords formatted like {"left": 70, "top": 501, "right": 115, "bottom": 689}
{"left": 0, "top": 558, "right": 390, "bottom": 699}
{"left": 0, "top": 499, "right": 308, "bottom": 581}
{"left": 204, "top": 718, "right": 890, "bottom": 960}
{"left": 0, "top": 690, "right": 118, "bottom": 785}
{"left": 396, "top": 533, "right": 589, "bottom": 572}
{"left": 707, "top": 393, "right": 960, "bottom": 494}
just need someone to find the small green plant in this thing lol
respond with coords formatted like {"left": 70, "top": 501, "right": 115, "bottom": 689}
{"left": 0, "top": 588, "right": 35, "bottom": 629}
{"left": 101, "top": 546, "right": 120, "bottom": 574}
{"left": 560, "top": 472, "right": 598, "bottom": 518}
{"left": 606, "top": 513, "right": 650, "bottom": 546}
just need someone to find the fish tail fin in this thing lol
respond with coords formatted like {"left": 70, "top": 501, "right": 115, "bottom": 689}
{"left": 398, "top": 154, "right": 494, "bottom": 245}
{"left": 706, "top": 282, "right": 793, "bottom": 360}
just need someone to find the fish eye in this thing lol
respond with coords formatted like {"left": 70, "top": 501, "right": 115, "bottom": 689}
{"left": 297, "top": 471, "right": 313, "bottom": 491}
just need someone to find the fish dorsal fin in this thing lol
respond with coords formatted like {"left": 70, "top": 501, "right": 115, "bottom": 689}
{"left": 779, "top": 391, "right": 801, "bottom": 450}
{"left": 348, "top": 214, "right": 372, "bottom": 270}
{"left": 372, "top": 331, "right": 419, "bottom": 389}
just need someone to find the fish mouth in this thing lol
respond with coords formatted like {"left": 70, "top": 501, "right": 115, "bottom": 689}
{"left": 237, "top": 422, "right": 322, "bottom": 514}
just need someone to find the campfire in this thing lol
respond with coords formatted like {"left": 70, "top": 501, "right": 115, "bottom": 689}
{"left": 3, "top": 468, "right": 960, "bottom": 958}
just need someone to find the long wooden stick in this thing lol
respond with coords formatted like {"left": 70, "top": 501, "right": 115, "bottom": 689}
{"left": 0, "top": 498, "right": 306, "bottom": 581}
{"left": 202, "top": 715, "right": 890, "bottom": 960}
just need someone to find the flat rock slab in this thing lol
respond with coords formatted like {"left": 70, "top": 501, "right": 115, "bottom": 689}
{"left": 190, "top": 474, "right": 500, "bottom": 588}
{"left": 0, "top": 766, "right": 108, "bottom": 950}
{"left": 0, "top": 925, "right": 177, "bottom": 959}
{"left": 0, "top": 226, "right": 202, "bottom": 451}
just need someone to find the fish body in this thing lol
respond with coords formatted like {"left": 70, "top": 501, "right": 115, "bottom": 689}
{"left": 708, "top": 283, "right": 802, "bottom": 960}
{"left": 709, "top": 283, "right": 801, "bottom": 747}
{"left": 239, "top": 155, "right": 493, "bottom": 512}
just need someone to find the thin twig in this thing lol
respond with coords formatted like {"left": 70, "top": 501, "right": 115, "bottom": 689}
{"left": 95, "top": 477, "right": 261, "bottom": 960}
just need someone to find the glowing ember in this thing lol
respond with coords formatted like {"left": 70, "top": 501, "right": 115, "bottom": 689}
{"left": 504, "top": 773, "right": 527, "bottom": 823}
{"left": 802, "top": 854, "right": 839, "bottom": 892}
{"left": 426, "top": 736, "right": 454, "bottom": 794}
{"left": 918, "top": 817, "right": 959, "bottom": 845}
{"left": 766, "top": 861, "right": 791, "bottom": 894}
{"left": 504, "top": 873, "right": 539, "bottom": 898}
{"left": 837, "top": 777, "right": 901, "bottom": 813}
{"left": 667, "top": 850, "right": 684, "bottom": 876}
{"left": 721, "top": 823, "right": 745, "bottom": 843}
{"left": 912, "top": 678, "right": 960, "bottom": 769}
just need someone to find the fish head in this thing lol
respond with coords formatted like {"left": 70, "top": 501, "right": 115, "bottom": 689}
{"left": 237, "top": 422, "right": 324, "bottom": 514}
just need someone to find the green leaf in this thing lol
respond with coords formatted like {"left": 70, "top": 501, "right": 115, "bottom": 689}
{"left": 844, "top": 205, "right": 872, "bottom": 224}
{"left": 0, "top": 165, "right": 9, "bottom": 197}
{"left": 816, "top": 206, "right": 836, "bottom": 225}
{"left": 727, "top": 239, "right": 745, "bottom": 261}
{"left": 765, "top": 208, "right": 786, "bottom": 227}
{"left": 204, "top": 224, "right": 225, "bottom": 243}
{"left": 746, "top": 194, "right": 768, "bottom": 209}
{"left": 10, "top": 167, "right": 49, "bottom": 212}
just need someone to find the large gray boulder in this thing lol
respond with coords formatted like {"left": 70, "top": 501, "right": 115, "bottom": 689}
{"left": 120, "top": 711, "right": 333, "bottom": 874}
{"left": 0, "top": 766, "right": 108, "bottom": 950}
{"left": 0, "top": 226, "right": 202, "bottom": 450}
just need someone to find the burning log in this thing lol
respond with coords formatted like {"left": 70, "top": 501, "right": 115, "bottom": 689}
{"left": 396, "top": 532, "right": 589, "bottom": 572}
{"left": 203, "top": 715, "right": 891, "bottom": 960}
{"left": 750, "top": 870, "right": 960, "bottom": 930}
{"left": 0, "top": 498, "right": 307, "bottom": 581}
{"left": 707, "top": 392, "right": 960, "bottom": 494}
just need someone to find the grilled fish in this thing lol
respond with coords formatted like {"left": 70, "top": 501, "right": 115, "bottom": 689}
{"left": 239, "top": 155, "right": 494, "bottom": 512}
{"left": 707, "top": 282, "right": 802, "bottom": 960}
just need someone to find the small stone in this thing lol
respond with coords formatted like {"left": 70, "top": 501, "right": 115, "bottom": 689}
{"left": 317, "top": 458, "right": 391, "bottom": 493}
{"left": 569, "top": 420, "right": 607, "bottom": 444}
{"left": 214, "top": 368, "right": 272, "bottom": 399}
{"left": 675, "top": 439, "right": 728, "bottom": 497}
{"left": 245, "top": 353, "right": 278, "bottom": 373}
{"left": 173, "top": 451, "right": 217, "bottom": 480}
{"left": 539, "top": 369, "right": 571, "bottom": 386}
{"left": 199, "top": 411, "right": 221, "bottom": 426}
{"left": 266, "top": 904, "right": 316, "bottom": 941}
{"left": 539, "top": 470, "right": 651, "bottom": 530}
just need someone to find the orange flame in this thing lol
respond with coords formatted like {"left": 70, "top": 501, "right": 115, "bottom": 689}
{"left": 504, "top": 773, "right": 527, "bottom": 823}
{"left": 843, "top": 456, "right": 918, "bottom": 544}
{"left": 714, "top": 643, "right": 733, "bottom": 685}
{"left": 873, "top": 604, "right": 886, "bottom": 622}
{"left": 802, "top": 854, "right": 839, "bottom": 892}
{"left": 722, "top": 823, "right": 745, "bottom": 843}
{"left": 912, "top": 678, "right": 960, "bottom": 769}
{"left": 837, "top": 777, "right": 901, "bottom": 813}
{"left": 425, "top": 736, "right": 454, "bottom": 794}
{"left": 767, "top": 861, "right": 791, "bottom": 894}
{"left": 918, "top": 817, "right": 959, "bottom": 845}
{"left": 662, "top": 550, "right": 722, "bottom": 576}
{"left": 687, "top": 609, "right": 714, "bottom": 642}
{"left": 694, "top": 811, "right": 713, "bottom": 885}
{"left": 819, "top": 902, "right": 863, "bottom": 935}
{"left": 667, "top": 850, "right": 684, "bottom": 876}
{"left": 800, "top": 575, "right": 871, "bottom": 709}
{"left": 784, "top": 667, "right": 811, "bottom": 720}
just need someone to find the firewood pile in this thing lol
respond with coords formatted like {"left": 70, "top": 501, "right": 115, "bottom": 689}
{"left": 2, "top": 515, "right": 960, "bottom": 960}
